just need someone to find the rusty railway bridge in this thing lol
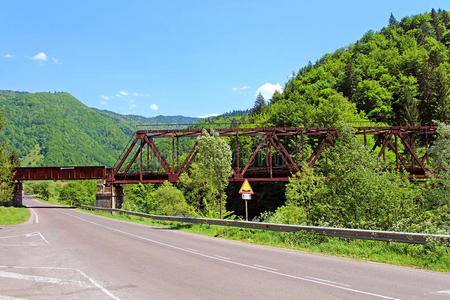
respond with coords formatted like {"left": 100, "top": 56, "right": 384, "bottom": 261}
{"left": 14, "top": 126, "right": 438, "bottom": 185}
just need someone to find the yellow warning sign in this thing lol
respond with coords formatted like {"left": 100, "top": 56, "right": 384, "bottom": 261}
{"left": 239, "top": 179, "right": 254, "bottom": 194}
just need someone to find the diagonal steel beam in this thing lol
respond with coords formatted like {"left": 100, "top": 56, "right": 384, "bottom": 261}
{"left": 144, "top": 136, "right": 172, "bottom": 174}
{"left": 241, "top": 135, "right": 268, "bottom": 176}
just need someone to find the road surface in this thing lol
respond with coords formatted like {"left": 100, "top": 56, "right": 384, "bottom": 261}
{"left": 0, "top": 196, "right": 448, "bottom": 299}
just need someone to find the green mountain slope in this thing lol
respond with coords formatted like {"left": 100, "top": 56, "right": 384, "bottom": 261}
{"left": 255, "top": 9, "right": 449, "bottom": 127}
{"left": 0, "top": 91, "right": 133, "bottom": 166}
{"left": 0, "top": 91, "right": 203, "bottom": 167}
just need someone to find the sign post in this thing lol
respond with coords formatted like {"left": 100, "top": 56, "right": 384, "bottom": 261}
{"left": 239, "top": 179, "right": 254, "bottom": 221}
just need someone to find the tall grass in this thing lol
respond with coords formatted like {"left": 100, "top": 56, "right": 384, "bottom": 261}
{"left": 0, "top": 206, "right": 30, "bottom": 225}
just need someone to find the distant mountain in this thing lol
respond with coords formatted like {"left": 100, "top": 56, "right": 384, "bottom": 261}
{"left": 93, "top": 108, "right": 200, "bottom": 134}
{"left": 0, "top": 91, "right": 204, "bottom": 167}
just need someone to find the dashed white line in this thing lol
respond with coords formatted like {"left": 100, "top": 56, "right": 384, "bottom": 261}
{"left": 436, "top": 290, "right": 450, "bottom": 294}
{"left": 186, "top": 248, "right": 199, "bottom": 252}
{"left": 61, "top": 211, "right": 400, "bottom": 300}
{"left": 214, "top": 255, "right": 230, "bottom": 260}
{"left": 253, "top": 264, "right": 278, "bottom": 271}
{"left": 306, "top": 276, "right": 351, "bottom": 287}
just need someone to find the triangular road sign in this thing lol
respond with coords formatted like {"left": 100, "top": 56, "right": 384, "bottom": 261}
{"left": 239, "top": 179, "right": 254, "bottom": 194}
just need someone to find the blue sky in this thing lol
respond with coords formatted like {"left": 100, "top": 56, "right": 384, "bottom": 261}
{"left": 0, "top": 1, "right": 447, "bottom": 118}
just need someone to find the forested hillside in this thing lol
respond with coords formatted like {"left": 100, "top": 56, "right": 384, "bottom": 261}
{"left": 255, "top": 9, "right": 449, "bottom": 127}
{"left": 0, "top": 91, "right": 201, "bottom": 166}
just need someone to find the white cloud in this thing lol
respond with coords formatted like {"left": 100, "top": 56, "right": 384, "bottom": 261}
{"left": 100, "top": 95, "right": 110, "bottom": 100}
{"left": 2, "top": 53, "right": 14, "bottom": 58}
{"left": 149, "top": 104, "right": 159, "bottom": 111}
{"left": 196, "top": 113, "right": 220, "bottom": 119}
{"left": 232, "top": 85, "right": 250, "bottom": 92}
{"left": 256, "top": 83, "right": 283, "bottom": 99}
{"left": 130, "top": 103, "right": 137, "bottom": 109}
{"left": 129, "top": 99, "right": 135, "bottom": 103}
{"left": 116, "top": 90, "right": 129, "bottom": 96}
{"left": 52, "top": 57, "right": 62, "bottom": 64}
{"left": 100, "top": 101, "right": 108, "bottom": 106}
{"left": 32, "top": 52, "right": 48, "bottom": 61}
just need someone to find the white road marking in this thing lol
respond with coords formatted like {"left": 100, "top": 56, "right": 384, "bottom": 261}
{"left": 37, "top": 232, "right": 49, "bottom": 244}
{"left": 0, "top": 266, "right": 120, "bottom": 300}
{"left": 0, "top": 295, "right": 27, "bottom": 300}
{"left": 306, "top": 276, "right": 351, "bottom": 287}
{"left": 0, "top": 232, "right": 48, "bottom": 246}
{"left": 0, "top": 270, "right": 92, "bottom": 288}
{"left": 77, "top": 269, "right": 121, "bottom": 300}
{"left": 28, "top": 207, "right": 38, "bottom": 224}
{"left": 436, "top": 290, "right": 450, "bottom": 294}
{"left": 253, "top": 264, "right": 278, "bottom": 271}
{"left": 186, "top": 248, "right": 199, "bottom": 252}
{"left": 214, "top": 255, "right": 230, "bottom": 260}
{"left": 62, "top": 211, "right": 400, "bottom": 300}
{"left": 0, "top": 233, "right": 33, "bottom": 239}
{"left": 0, "top": 243, "right": 41, "bottom": 247}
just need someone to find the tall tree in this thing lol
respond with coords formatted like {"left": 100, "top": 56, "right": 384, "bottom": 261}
{"left": 180, "top": 129, "right": 232, "bottom": 218}
{"left": 0, "top": 112, "right": 15, "bottom": 204}
{"left": 389, "top": 13, "right": 398, "bottom": 26}
{"left": 251, "top": 93, "right": 266, "bottom": 116}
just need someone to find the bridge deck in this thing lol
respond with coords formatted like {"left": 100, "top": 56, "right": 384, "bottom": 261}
{"left": 14, "top": 166, "right": 107, "bottom": 181}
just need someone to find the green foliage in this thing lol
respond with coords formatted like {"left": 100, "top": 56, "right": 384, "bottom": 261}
{"left": 180, "top": 129, "right": 233, "bottom": 218}
{"left": 256, "top": 10, "right": 449, "bottom": 126}
{"left": 152, "top": 181, "right": 195, "bottom": 216}
{"left": 283, "top": 125, "right": 426, "bottom": 231}
{"left": 58, "top": 181, "right": 97, "bottom": 206}
{"left": 0, "top": 111, "right": 16, "bottom": 203}
{"left": 122, "top": 183, "right": 156, "bottom": 212}
{"left": 123, "top": 182, "right": 195, "bottom": 216}
{"left": 423, "top": 122, "right": 450, "bottom": 231}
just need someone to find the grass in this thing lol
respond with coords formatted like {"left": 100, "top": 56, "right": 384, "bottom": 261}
{"left": 0, "top": 206, "right": 31, "bottom": 225}
{"left": 79, "top": 208, "right": 450, "bottom": 272}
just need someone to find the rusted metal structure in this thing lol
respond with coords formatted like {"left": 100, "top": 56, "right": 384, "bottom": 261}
{"left": 14, "top": 166, "right": 107, "bottom": 181}
{"left": 13, "top": 126, "right": 437, "bottom": 185}
{"left": 111, "top": 126, "right": 438, "bottom": 184}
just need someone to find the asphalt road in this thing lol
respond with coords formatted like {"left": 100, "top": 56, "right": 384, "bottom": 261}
{"left": 0, "top": 196, "right": 448, "bottom": 299}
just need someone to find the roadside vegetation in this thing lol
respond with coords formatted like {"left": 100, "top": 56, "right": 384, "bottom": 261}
{"left": 0, "top": 206, "right": 30, "bottom": 225}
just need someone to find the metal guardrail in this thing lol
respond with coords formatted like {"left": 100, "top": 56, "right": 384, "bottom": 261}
{"left": 80, "top": 205, "right": 450, "bottom": 245}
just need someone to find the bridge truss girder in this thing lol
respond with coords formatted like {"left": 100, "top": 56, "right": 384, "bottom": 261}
{"left": 110, "top": 126, "right": 437, "bottom": 185}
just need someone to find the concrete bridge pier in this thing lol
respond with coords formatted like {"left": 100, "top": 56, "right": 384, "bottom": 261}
{"left": 12, "top": 182, "right": 23, "bottom": 206}
{"left": 96, "top": 182, "right": 124, "bottom": 209}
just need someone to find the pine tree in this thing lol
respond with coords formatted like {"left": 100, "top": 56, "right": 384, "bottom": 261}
{"left": 251, "top": 93, "right": 266, "bottom": 115}
{"left": 341, "top": 56, "right": 358, "bottom": 100}
{"left": 389, "top": 13, "right": 398, "bottom": 26}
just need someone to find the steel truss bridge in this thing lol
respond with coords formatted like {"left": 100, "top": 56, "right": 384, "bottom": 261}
{"left": 14, "top": 126, "right": 438, "bottom": 185}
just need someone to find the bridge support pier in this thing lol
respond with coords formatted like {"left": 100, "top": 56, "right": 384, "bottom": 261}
{"left": 13, "top": 182, "right": 23, "bottom": 206}
{"left": 96, "top": 182, "right": 124, "bottom": 209}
